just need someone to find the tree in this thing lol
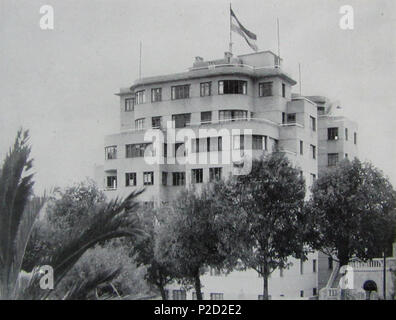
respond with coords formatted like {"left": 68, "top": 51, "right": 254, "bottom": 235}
{"left": 216, "top": 152, "right": 308, "bottom": 300}
{"left": 0, "top": 129, "right": 145, "bottom": 299}
{"left": 307, "top": 158, "right": 396, "bottom": 267}
{"left": 155, "top": 185, "right": 238, "bottom": 300}
{"left": 132, "top": 207, "right": 174, "bottom": 300}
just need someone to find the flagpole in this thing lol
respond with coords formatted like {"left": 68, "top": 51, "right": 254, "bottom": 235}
{"left": 139, "top": 41, "right": 142, "bottom": 79}
{"left": 277, "top": 18, "right": 281, "bottom": 66}
{"left": 229, "top": 3, "right": 233, "bottom": 54}
{"left": 299, "top": 63, "right": 302, "bottom": 96}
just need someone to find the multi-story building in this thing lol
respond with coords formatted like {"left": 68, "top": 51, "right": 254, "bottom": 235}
{"left": 95, "top": 50, "right": 359, "bottom": 299}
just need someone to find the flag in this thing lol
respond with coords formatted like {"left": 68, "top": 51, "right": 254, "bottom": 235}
{"left": 230, "top": 8, "right": 258, "bottom": 52}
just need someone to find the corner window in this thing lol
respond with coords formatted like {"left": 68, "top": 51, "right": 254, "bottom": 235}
{"left": 125, "top": 98, "right": 134, "bottom": 112}
{"left": 125, "top": 172, "right": 136, "bottom": 187}
{"left": 259, "top": 82, "right": 273, "bottom": 97}
{"left": 328, "top": 127, "right": 339, "bottom": 140}
{"left": 287, "top": 113, "right": 296, "bottom": 123}
{"left": 143, "top": 171, "right": 154, "bottom": 185}
{"left": 105, "top": 146, "right": 117, "bottom": 160}
{"left": 126, "top": 143, "right": 152, "bottom": 158}
{"left": 171, "top": 85, "right": 190, "bottom": 100}
{"left": 151, "top": 88, "right": 162, "bottom": 102}
{"left": 135, "top": 90, "right": 145, "bottom": 104}
{"left": 218, "top": 80, "right": 247, "bottom": 95}
{"left": 219, "top": 110, "right": 247, "bottom": 121}
{"left": 200, "top": 82, "right": 211, "bottom": 97}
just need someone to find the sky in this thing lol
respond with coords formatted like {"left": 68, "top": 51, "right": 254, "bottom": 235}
{"left": 0, "top": 0, "right": 395, "bottom": 193}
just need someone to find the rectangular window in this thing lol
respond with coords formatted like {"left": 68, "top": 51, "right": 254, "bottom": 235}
{"left": 252, "top": 135, "right": 264, "bottom": 150}
{"left": 135, "top": 118, "right": 145, "bottom": 130}
{"left": 233, "top": 135, "right": 244, "bottom": 150}
{"left": 313, "top": 288, "right": 317, "bottom": 296}
{"left": 210, "top": 293, "right": 224, "bottom": 300}
{"left": 200, "top": 82, "right": 211, "bottom": 97}
{"left": 209, "top": 167, "right": 222, "bottom": 181}
{"left": 125, "top": 172, "right": 136, "bottom": 187}
{"left": 163, "top": 143, "right": 168, "bottom": 158}
{"left": 310, "top": 173, "right": 316, "bottom": 185}
{"left": 328, "top": 127, "right": 339, "bottom": 140}
{"left": 192, "top": 169, "right": 203, "bottom": 184}
{"left": 135, "top": 90, "right": 145, "bottom": 104}
{"left": 152, "top": 116, "right": 161, "bottom": 128}
{"left": 126, "top": 143, "right": 151, "bottom": 158}
{"left": 287, "top": 113, "right": 296, "bottom": 123}
{"left": 313, "top": 259, "right": 317, "bottom": 273}
{"left": 106, "top": 175, "right": 117, "bottom": 189}
{"left": 172, "top": 113, "right": 191, "bottom": 128}
{"left": 218, "top": 80, "right": 247, "bottom": 95}
{"left": 171, "top": 84, "right": 190, "bottom": 100}
{"left": 310, "top": 116, "right": 316, "bottom": 131}
{"left": 282, "top": 83, "right": 286, "bottom": 97}
{"left": 162, "top": 172, "right": 168, "bottom": 186}
{"left": 219, "top": 110, "right": 247, "bottom": 121}
{"left": 328, "top": 153, "right": 339, "bottom": 167}
{"left": 105, "top": 146, "right": 117, "bottom": 160}
{"left": 174, "top": 143, "right": 185, "bottom": 157}
{"left": 172, "top": 290, "right": 186, "bottom": 300}
{"left": 151, "top": 88, "right": 162, "bottom": 102}
{"left": 259, "top": 82, "right": 273, "bottom": 97}
{"left": 354, "top": 132, "right": 357, "bottom": 145}
{"left": 172, "top": 172, "right": 185, "bottom": 186}
{"left": 218, "top": 136, "right": 223, "bottom": 152}
{"left": 143, "top": 172, "right": 154, "bottom": 185}
{"left": 345, "top": 128, "right": 348, "bottom": 141}
{"left": 201, "top": 111, "right": 212, "bottom": 123}
{"left": 300, "top": 290, "right": 304, "bottom": 298}
{"left": 300, "top": 140, "right": 304, "bottom": 155}
{"left": 125, "top": 98, "right": 134, "bottom": 111}
{"left": 282, "top": 112, "right": 286, "bottom": 124}
{"left": 311, "top": 145, "right": 316, "bottom": 159}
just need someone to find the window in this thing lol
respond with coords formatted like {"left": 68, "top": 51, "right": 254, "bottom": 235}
{"left": 143, "top": 172, "right": 154, "bottom": 185}
{"left": 252, "top": 135, "right": 265, "bottom": 150}
{"left": 210, "top": 293, "right": 224, "bottom": 300}
{"left": 152, "top": 116, "right": 161, "bottom": 128}
{"left": 209, "top": 167, "right": 222, "bottom": 181}
{"left": 201, "top": 111, "right": 212, "bottom": 123}
{"left": 209, "top": 267, "right": 221, "bottom": 276}
{"left": 206, "top": 137, "right": 211, "bottom": 152}
{"left": 106, "top": 176, "right": 117, "bottom": 189}
{"left": 282, "top": 112, "right": 286, "bottom": 124}
{"left": 172, "top": 290, "right": 186, "bottom": 300}
{"left": 125, "top": 98, "right": 134, "bottom": 111}
{"left": 328, "top": 127, "right": 339, "bottom": 140}
{"left": 310, "top": 173, "right": 316, "bottom": 185}
{"left": 172, "top": 113, "right": 191, "bottom": 128}
{"left": 313, "top": 288, "right": 317, "bottom": 296}
{"left": 218, "top": 137, "right": 223, "bottom": 152}
{"left": 175, "top": 143, "right": 185, "bottom": 157}
{"left": 162, "top": 172, "right": 168, "bottom": 186}
{"left": 219, "top": 110, "right": 247, "bottom": 121}
{"left": 328, "top": 153, "right": 339, "bottom": 167}
{"left": 200, "top": 82, "right": 211, "bottom": 97}
{"left": 172, "top": 172, "right": 185, "bottom": 186}
{"left": 233, "top": 135, "right": 244, "bottom": 150}
{"left": 218, "top": 80, "right": 247, "bottom": 95}
{"left": 193, "top": 138, "right": 200, "bottom": 153}
{"left": 300, "top": 140, "right": 304, "bottom": 155}
{"left": 310, "top": 145, "right": 316, "bottom": 159}
{"left": 163, "top": 143, "right": 168, "bottom": 158}
{"left": 105, "top": 146, "right": 117, "bottom": 160}
{"left": 171, "top": 84, "right": 190, "bottom": 100}
{"left": 310, "top": 116, "right": 316, "bottom": 131}
{"left": 345, "top": 153, "right": 348, "bottom": 159}
{"left": 300, "top": 290, "right": 304, "bottom": 298}
{"left": 282, "top": 83, "right": 286, "bottom": 97}
{"left": 328, "top": 257, "right": 333, "bottom": 270}
{"left": 354, "top": 132, "right": 357, "bottom": 145}
{"left": 125, "top": 172, "right": 136, "bottom": 187}
{"left": 126, "top": 143, "right": 151, "bottom": 158}
{"left": 192, "top": 169, "right": 203, "bottom": 184}
{"left": 135, "top": 90, "right": 145, "bottom": 104}
{"left": 151, "top": 88, "right": 162, "bottom": 102}
{"left": 287, "top": 113, "right": 296, "bottom": 123}
{"left": 300, "top": 259, "right": 304, "bottom": 275}
{"left": 259, "top": 82, "right": 273, "bottom": 97}
{"left": 313, "top": 259, "right": 317, "bottom": 273}
{"left": 192, "top": 292, "right": 204, "bottom": 300}
{"left": 135, "top": 118, "right": 145, "bottom": 130}
{"left": 345, "top": 128, "right": 348, "bottom": 141}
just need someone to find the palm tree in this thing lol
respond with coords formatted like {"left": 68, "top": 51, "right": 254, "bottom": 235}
{"left": 0, "top": 130, "right": 144, "bottom": 299}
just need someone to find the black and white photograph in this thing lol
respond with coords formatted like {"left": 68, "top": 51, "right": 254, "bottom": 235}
{"left": 0, "top": 0, "right": 395, "bottom": 310}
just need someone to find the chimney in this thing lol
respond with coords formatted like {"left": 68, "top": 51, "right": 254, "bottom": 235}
{"left": 224, "top": 51, "right": 233, "bottom": 62}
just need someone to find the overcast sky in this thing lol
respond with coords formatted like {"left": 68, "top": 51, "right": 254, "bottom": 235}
{"left": 1, "top": 0, "right": 395, "bottom": 193}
